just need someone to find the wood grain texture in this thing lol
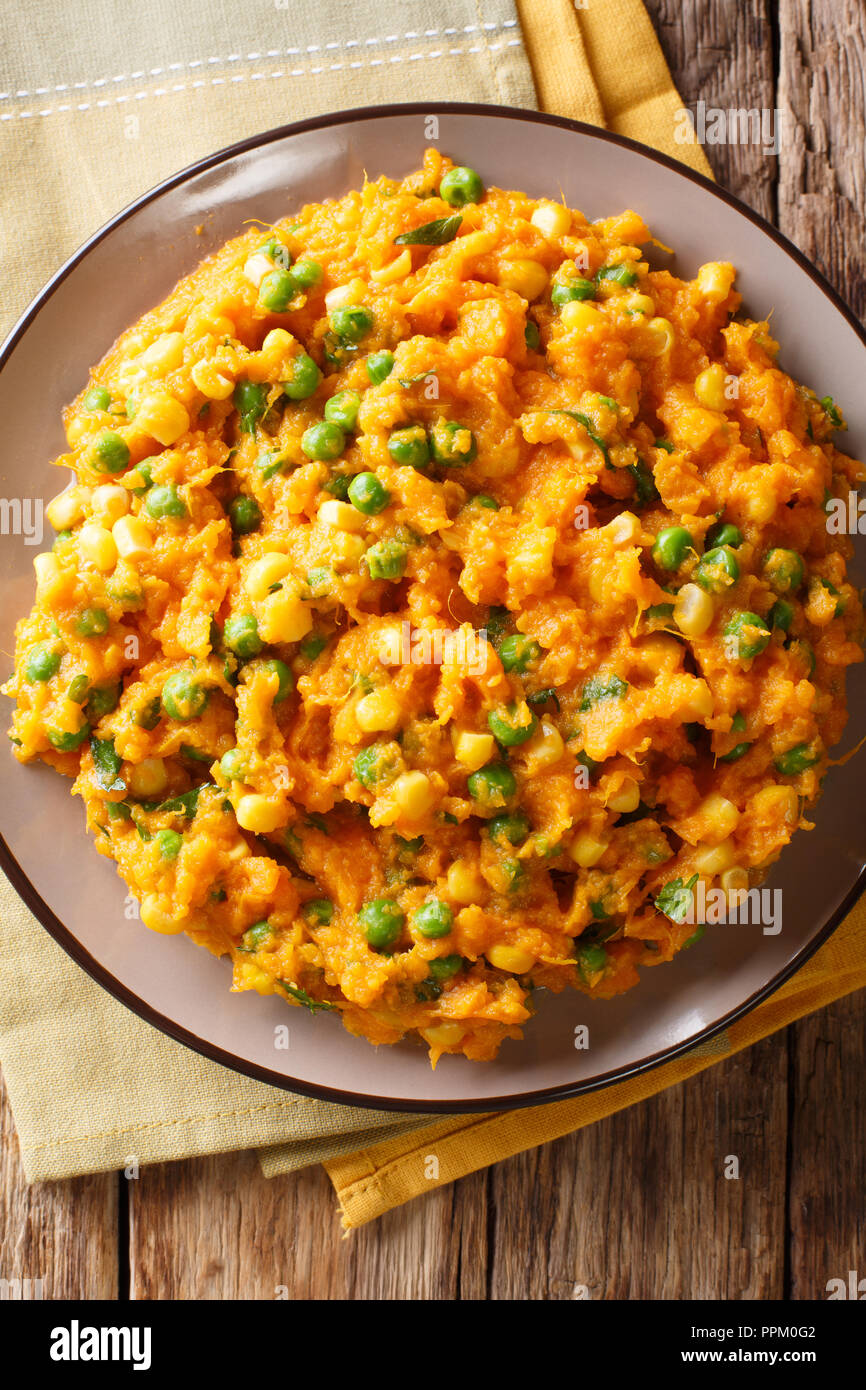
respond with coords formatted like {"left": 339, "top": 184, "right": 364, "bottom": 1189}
{"left": 0, "top": 1071, "right": 118, "bottom": 1299}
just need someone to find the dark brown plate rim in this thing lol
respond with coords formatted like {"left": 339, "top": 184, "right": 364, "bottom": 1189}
{"left": 1, "top": 101, "right": 864, "bottom": 1115}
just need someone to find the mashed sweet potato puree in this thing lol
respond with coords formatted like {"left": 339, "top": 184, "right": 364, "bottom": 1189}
{"left": 5, "top": 149, "right": 864, "bottom": 1063}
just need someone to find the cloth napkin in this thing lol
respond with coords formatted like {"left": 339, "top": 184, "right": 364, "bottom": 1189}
{"left": 2, "top": 0, "right": 861, "bottom": 1227}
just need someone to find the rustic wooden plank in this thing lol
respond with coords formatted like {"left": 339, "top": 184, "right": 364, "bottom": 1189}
{"left": 777, "top": 0, "right": 866, "bottom": 318}
{"left": 645, "top": 0, "right": 778, "bottom": 219}
{"left": 487, "top": 1035, "right": 789, "bottom": 1299}
{"left": 788, "top": 991, "right": 866, "bottom": 1299}
{"left": 0, "top": 1070, "right": 118, "bottom": 1299}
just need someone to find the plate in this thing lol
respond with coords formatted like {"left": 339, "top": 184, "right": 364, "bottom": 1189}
{"left": 1, "top": 103, "right": 864, "bottom": 1112}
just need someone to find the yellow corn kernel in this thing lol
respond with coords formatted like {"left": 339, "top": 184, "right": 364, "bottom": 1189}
{"left": 134, "top": 393, "right": 190, "bottom": 446}
{"left": 693, "top": 839, "right": 737, "bottom": 875}
{"left": 128, "top": 758, "right": 168, "bottom": 798}
{"left": 78, "top": 523, "right": 118, "bottom": 573}
{"left": 236, "top": 793, "right": 286, "bottom": 833}
{"left": 605, "top": 510, "right": 641, "bottom": 546}
{"left": 623, "top": 292, "right": 656, "bottom": 316}
{"left": 65, "top": 416, "right": 89, "bottom": 448}
{"left": 694, "top": 363, "right": 728, "bottom": 412}
{"left": 393, "top": 770, "right": 435, "bottom": 820}
{"left": 140, "top": 894, "right": 187, "bottom": 935}
{"left": 245, "top": 551, "right": 292, "bottom": 602}
{"left": 530, "top": 202, "right": 571, "bottom": 238}
{"left": 486, "top": 944, "right": 536, "bottom": 973}
{"left": 644, "top": 316, "right": 675, "bottom": 356}
{"left": 751, "top": 784, "right": 799, "bottom": 826}
{"left": 33, "top": 552, "right": 61, "bottom": 590}
{"left": 190, "top": 357, "right": 235, "bottom": 400}
{"left": 91, "top": 484, "right": 130, "bottom": 525}
{"left": 497, "top": 258, "right": 548, "bottom": 301}
{"left": 331, "top": 532, "right": 367, "bottom": 565}
{"left": 525, "top": 720, "right": 565, "bottom": 771}
{"left": 139, "top": 331, "right": 185, "bottom": 376}
{"left": 46, "top": 486, "right": 90, "bottom": 531}
{"left": 356, "top": 689, "right": 401, "bottom": 733}
{"left": 447, "top": 861, "right": 485, "bottom": 907}
{"left": 112, "top": 514, "right": 153, "bottom": 561}
{"left": 421, "top": 1022, "right": 465, "bottom": 1048}
{"left": 674, "top": 582, "right": 715, "bottom": 637}
{"left": 324, "top": 279, "right": 367, "bottom": 313}
{"left": 452, "top": 729, "right": 496, "bottom": 771}
{"left": 681, "top": 680, "right": 714, "bottom": 722}
{"left": 453, "top": 229, "right": 497, "bottom": 258}
{"left": 698, "top": 792, "right": 741, "bottom": 842}
{"left": 243, "top": 252, "right": 275, "bottom": 288}
{"left": 607, "top": 775, "right": 641, "bottom": 814}
{"left": 318, "top": 498, "right": 366, "bottom": 532}
{"left": 261, "top": 328, "right": 294, "bottom": 359}
{"left": 721, "top": 866, "right": 749, "bottom": 893}
{"left": 370, "top": 249, "right": 412, "bottom": 284}
{"left": 236, "top": 959, "right": 276, "bottom": 994}
{"left": 258, "top": 588, "right": 313, "bottom": 644}
{"left": 560, "top": 300, "right": 603, "bottom": 333}
{"left": 696, "top": 261, "right": 734, "bottom": 303}
{"left": 569, "top": 831, "right": 609, "bottom": 868}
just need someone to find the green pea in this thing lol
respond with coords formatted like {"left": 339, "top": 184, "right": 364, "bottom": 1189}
{"left": 366, "top": 350, "right": 395, "bottom": 385}
{"left": 53, "top": 530, "right": 73, "bottom": 551}
{"left": 304, "top": 898, "right": 334, "bottom": 926}
{"left": 86, "top": 682, "right": 121, "bottom": 720}
{"left": 75, "top": 607, "right": 109, "bottom": 637}
{"left": 487, "top": 702, "right": 537, "bottom": 747}
{"left": 430, "top": 418, "right": 478, "bottom": 466}
{"left": 131, "top": 461, "right": 154, "bottom": 496}
{"left": 26, "top": 642, "right": 61, "bottom": 682}
{"left": 229, "top": 494, "right": 262, "bottom": 535}
{"left": 257, "top": 237, "right": 291, "bottom": 268}
{"left": 67, "top": 673, "right": 90, "bottom": 704}
{"left": 388, "top": 425, "right": 430, "bottom": 468}
{"left": 220, "top": 749, "right": 247, "bottom": 781}
{"left": 240, "top": 920, "right": 273, "bottom": 951}
{"left": 395, "top": 834, "right": 423, "bottom": 853}
{"left": 146, "top": 483, "right": 187, "bottom": 519}
{"left": 156, "top": 828, "right": 183, "bottom": 861}
{"left": 324, "top": 390, "right": 361, "bottom": 432}
{"left": 466, "top": 761, "right": 516, "bottom": 807}
{"left": 524, "top": 320, "right": 541, "bottom": 350}
{"left": 282, "top": 352, "right": 322, "bottom": 400}
{"left": 596, "top": 263, "right": 638, "bottom": 288}
{"left": 366, "top": 539, "right": 408, "bottom": 581}
{"left": 360, "top": 897, "right": 405, "bottom": 952}
{"left": 720, "top": 741, "right": 751, "bottom": 763}
{"left": 259, "top": 268, "right": 295, "bottom": 312}
{"left": 551, "top": 277, "right": 596, "bottom": 306}
{"left": 46, "top": 722, "right": 90, "bottom": 752}
{"left": 429, "top": 954, "right": 463, "bottom": 982}
{"left": 577, "top": 942, "right": 608, "bottom": 979}
{"left": 306, "top": 567, "right": 333, "bottom": 597}
{"left": 498, "top": 633, "right": 541, "bottom": 673}
{"left": 83, "top": 386, "right": 111, "bottom": 412}
{"left": 353, "top": 743, "right": 399, "bottom": 789}
{"left": 439, "top": 166, "right": 484, "bottom": 207}
{"left": 223, "top": 614, "right": 263, "bottom": 659}
{"left": 652, "top": 525, "right": 694, "bottom": 570}
{"left": 289, "top": 258, "right": 323, "bottom": 291}
{"left": 706, "top": 520, "right": 742, "bottom": 549}
{"left": 348, "top": 472, "right": 390, "bottom": 515}
{"left": 162, "top": 672, "right": 210, "bottom": 721}
{"left": 487, "top": 812, "right": 530, "bottom": 846}
{"left": 774, "top": 743, "right": 820, "bottom": 776}
{"left": 473, "top": 494, "right": 499, "bottom": 510}
{"left": 302, "top": 421, "right": 345, "bottom": 461}
{"left": 233, "top": 379, "right": 269, "bottom": 434}
{"left": 254, "top": 657, "right": 293, "bottom": 703}
{"left": 769, "top": 598, "right": 795, "bottom": 632}
{"left": 724, "top": 610, "right": 771, "bottom": 660}
{"left": 762, "top": 548, "right": 804, "bottom": 594}
{"left": 812, "top": 576, "right": 846, "bottom": 617}
{"left": 300, "top": 632, "right": 327, "bottom": 660}
{"left": 330, "top": 304, "right": 374, "bottom": 343}
{"left": 413, "top": 898, "right": 454, "bottom": 939}
{"left": 132, "top": 696, "right": 162, "bottom": 730}
{"left": 788, "top": 638, "right": 816, "bottom": 678}
{"left": 695, "top": 545, "right": 739, "bottom": 593}
{"left": 90, "top": 430, "right": 130, "bottom": 475}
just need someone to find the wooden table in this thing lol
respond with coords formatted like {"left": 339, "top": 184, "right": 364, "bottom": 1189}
{"left": 2, "top": 0, "right": 864, "bottom": 1299}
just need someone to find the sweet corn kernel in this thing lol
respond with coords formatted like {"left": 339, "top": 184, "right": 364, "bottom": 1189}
{"left": 674, "top": 583, "right": 715, "bottom": 637}
{"left": 356, "top": 689, "right": 401, "bottom": 733}
{"left": 421, "top": 1022, "right": 465, "bottom": 1048}
{"left": 623, "top": 292, "right": 656, "bottom": 316}
{"left": 525, "top": 720, "right": 565, "bottom": 770}
{"left": 128, "top": 758, "right": 168, "bottom": 798}
{"left": 497, "top": 258, "right": 549, "bottom": 301}
{"left": 318, "top": 498, "right": 366, "bottom": 532}
{"left": 245, "top": 551, "right": 292, "bottom": 602}
{"left": 681, "top": 680, "right": 714, "bottom": 721}
{"left": 78, "top": 523, "right": 118, "bottom": 573}
{"left": 140, "top": 331, "right": 185, "bottom": 376}
{"left": 243, "top": 252, "right": 275, "bottom": 289}
{"left": 452, "top": 729, "right": 496, "bottom": 771}
{"left": 393, "top": 770, "right": 435, "bottom": 820}
{"left": 112, "top": 514, "right": 153, "bottom": 561}
{"left": 91, "top": 484, "right": 130, "bottom": 525}
{"left": 324, "top": 279, "right": 367, "bottom": 313}
{"left": 65, "top": 416, "right": 88, "bottom": 448}
{"left": 134, "top": 393, "right": 190, "bottom": 446}
{"left": 236, "top": 793, "right": 286, "bottom": 833}
{"left": 698, "top": 792, "right": 741, "bottom": 842}
{"left": 258, "top": 588, "right": 313, "bottom": 644}
{"left": 370, "top": 249, "right": 412, "bottom": 284}
{"left": 696, "top": 261, "right": 734, "bottom": 303}
{"left": 605, "top": 510, "right": 640, "bottom": 546}
{"left": 644, "top": 316, "right": 675, "bottom": 355}
{"left": 190, "top": 357, "right": 235, "bottom": 400}
{"left": 140, "top": 893, "right": 187, "bottom": 935}
{"left": 446, "top": 859, "right": 485, "bottom": 904}
{"left": 569, "top": 831, "right": 609, "bottom": 868}
{"left": 33, "top": 552, "right": 61, "bottom": 589}
{"left": 46, "top": 486, "right": 89, "bottom": 531}
{"left": 721, "top": 866, "right": 749, "bottom": 893}
{"left": 694, "top": 363, "right": 728, "bottom": 412}
{"left": 693, "top": 839, "right": 737, "bottom": 875}
{"left": 751, "top": 784, "right": 799, "bottom": 825}
{"left": 560, "top": 300, "right": 603, "bottom": 333}
{"left": 331, "top": 532, "right": 367, "bottom": 565}
{"left": 530, "top": 202, "right": 571, "bottom": 238}
{"left": 487, "top": 944, "right": 536, "bottom": 973}
{"left": 261, "top": 328, "right": 293, "bottom": 358}
{"left": 236, "top": 959, "right": 276, "bottom": 994}
{"left": 607, "top": 775, "right": 641, "bottom": 814}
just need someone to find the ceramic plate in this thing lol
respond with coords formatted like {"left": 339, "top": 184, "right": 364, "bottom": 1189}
{"left": 1, "top": 103, "right": 864, "bottom": 1112}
